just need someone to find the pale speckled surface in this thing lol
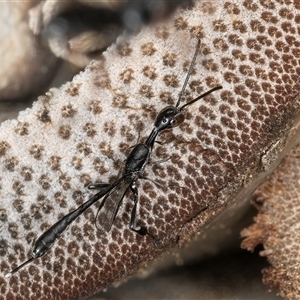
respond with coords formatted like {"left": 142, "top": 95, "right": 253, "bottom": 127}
{"left": 1, "top": 1, "right": 300, "bottom": 299}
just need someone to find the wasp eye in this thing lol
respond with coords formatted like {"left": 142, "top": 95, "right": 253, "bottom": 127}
{"left": 170, "top": 114, "right": 184, "bottom": 127}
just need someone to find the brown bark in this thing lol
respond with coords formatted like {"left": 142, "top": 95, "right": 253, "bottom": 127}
{"left": 1, "top": 1, "right": 300, "bottom": 299}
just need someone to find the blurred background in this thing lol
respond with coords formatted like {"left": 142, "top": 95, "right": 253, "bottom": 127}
{"left": 0, "top": 1, "right": 281, "bottom": 299}
{"left": 0, "top": 0, "right": 185, "bottom": 119}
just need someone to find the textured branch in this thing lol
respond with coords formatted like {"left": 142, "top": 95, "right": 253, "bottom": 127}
{"left": 1, "top": 1, "right": 300, "bottom": 299}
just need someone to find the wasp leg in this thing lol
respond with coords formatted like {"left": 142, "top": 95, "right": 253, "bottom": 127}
{"left": 88, "top": 182, "right": 110, "bottom": 190}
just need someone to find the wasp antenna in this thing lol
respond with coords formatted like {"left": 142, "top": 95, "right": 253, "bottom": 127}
{"left": 179, "top": 86, "right": 222, "bottom": 111}
{"left": 175, "top": 39, "right": 201, "bottom": 108}
{"left": 5, "top": 257, "right": 34, "bottom": 278}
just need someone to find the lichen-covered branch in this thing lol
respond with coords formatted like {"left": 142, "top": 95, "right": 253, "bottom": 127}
{"left": 1, "top": 1, "right": 300, "bottom": 299}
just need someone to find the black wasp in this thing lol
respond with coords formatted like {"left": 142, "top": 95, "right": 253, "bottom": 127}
{"left": 5, "top": 39, "right": 222, "bottom": 278}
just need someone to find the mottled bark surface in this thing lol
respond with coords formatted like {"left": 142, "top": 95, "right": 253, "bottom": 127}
{"left": 1, "top": 1, "right": 300, "bottom": 299}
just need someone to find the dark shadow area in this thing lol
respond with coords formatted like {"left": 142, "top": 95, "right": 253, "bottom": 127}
{"left": 93, "top": 247, "right": 281, "bottom": 300}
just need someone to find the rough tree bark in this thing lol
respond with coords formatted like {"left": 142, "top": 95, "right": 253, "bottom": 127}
{"left": 1, "top": 1, "right": 300, "bottom": 299}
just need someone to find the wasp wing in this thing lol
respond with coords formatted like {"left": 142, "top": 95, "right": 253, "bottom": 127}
{"left": 96, "top": 176, "right": 134, "bottom": 232}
